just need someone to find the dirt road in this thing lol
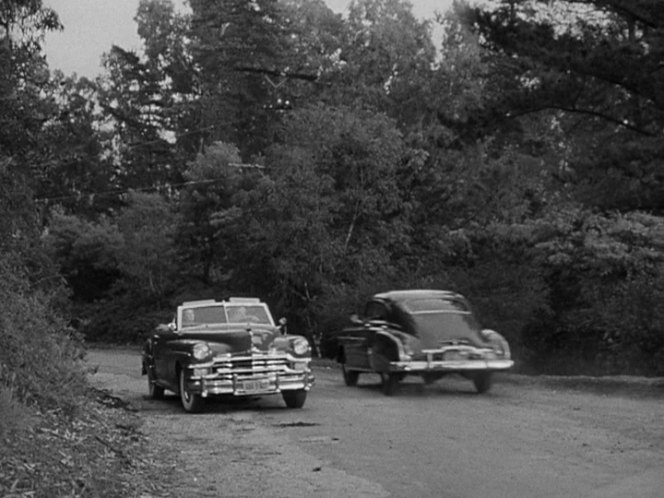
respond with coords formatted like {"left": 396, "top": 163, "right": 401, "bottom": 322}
{"left": 87, "top": 348, "right": 664, "bottom": 498}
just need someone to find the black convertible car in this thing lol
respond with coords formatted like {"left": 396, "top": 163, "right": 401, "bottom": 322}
{"left": 142, "top": 297, "right": 314, "bottom": 412}
{"left": 326, "top": 290, "right": 513, "bottom": 395}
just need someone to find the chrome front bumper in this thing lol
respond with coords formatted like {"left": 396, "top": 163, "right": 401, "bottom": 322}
{"left": 184, "top": 354, "right": 314, "bottom": 397}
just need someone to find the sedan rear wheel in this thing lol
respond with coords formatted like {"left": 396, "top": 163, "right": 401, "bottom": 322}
{"left": 147, "top": 368, "right": 165, "bottom": 400}
{"left": 473, "top": 372, "right": 493, "bottom": 394}
{"left": 342, "top": 364, "right": 359, "bottom": 386}
{"left": 380, "top": 372, "right": 399, "bottom": 396}
{"left": 282, "top": 389, "right": 307, "bottom": 408}
{"left": 179, "top": 369, "right": 204, "bottom": 413}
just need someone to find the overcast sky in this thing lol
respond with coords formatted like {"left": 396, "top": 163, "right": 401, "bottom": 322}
{"left": 43, "top": 0, "right": 452, "bottom": 78}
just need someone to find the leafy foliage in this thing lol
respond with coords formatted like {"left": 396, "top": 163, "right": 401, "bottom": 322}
{"left": 0, "top": 255, "right": 87, "bottom": 415}
{"left": 176, "top": 141, "right": 247, "bottom": 284}
{"left": 115, "top": 191, "right": 180, "bottom": 299}
{"left": 3, "top": 0, "right": 664, "bottom": 398}
{"left": 46, "top": 211, "right": 123, "bottom": 302}
{"left": 457, "top": 0, "right": 664, "bottom": 212}
{"left": 521, "top": 207, "right": 664, "bottom": 373}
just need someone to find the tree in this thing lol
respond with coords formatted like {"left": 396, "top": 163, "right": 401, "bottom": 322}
{"left": 176, "top": 141, "right": 246, "bottom": 284}
{"left": 97, "top": 0, "right": 196, "bottom": 195}
{"left": 189, "top": 0, "right": 295, "bottom": 156}
{"left": 521, "top": 207, "right": 664, "bottom": 374}
{"left": 0, "top": 0, "right": 72, "bottom": 284}
{"left": 35, "top": 73, "right": 118, "bottom": 217}
{"left": 115, "top": 191, "right": 179, "bottom": 299}
{"left": 45, "top": 211, "right": 123, "bottom": 302}
{"left": 327, "top": 0, "right": 437, "bottom": 128}
{"left": 457, "top": 0, "right": 664, "bottom": 212}
{"left": 258, "top": 104, "right": 412, "bottom": 334}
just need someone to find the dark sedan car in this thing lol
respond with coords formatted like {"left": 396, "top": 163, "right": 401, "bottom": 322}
{"left": 328, "top": 290, "right": 513, "bottom": 395}
{"left": 142, "top": 297, "right": 314, "bottom": 412}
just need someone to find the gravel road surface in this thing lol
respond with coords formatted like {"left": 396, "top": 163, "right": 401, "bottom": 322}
{"left": 87, "top": 348, "right": 664, "bottom": 498}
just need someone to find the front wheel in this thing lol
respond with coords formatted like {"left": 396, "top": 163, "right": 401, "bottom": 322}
{"left": 342, "top": 364, "right": 359, "bottom": 386}
{"left": 473, "top": 372, "right": 493, "bottom": 394}
{"left": 282, "top": 389, "right": 307, "bottom": 408}
{"left": 179, "top": 369, "right": 205, "bottom": 413}
{"left": 147, "top": 367, "right": 165, "bottom": 399}
{"left": 380, "top": 372, "right": 399, "bottom": 396}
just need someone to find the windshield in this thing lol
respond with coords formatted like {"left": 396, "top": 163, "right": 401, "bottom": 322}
{"left": 226, "top": 305, "right": 272, "bottom": 325}
{"left": 181, "top": 306, "right": 228, "bottom": 328}
{"left": 179, "top": 302, "right": 274, "bottom": 330}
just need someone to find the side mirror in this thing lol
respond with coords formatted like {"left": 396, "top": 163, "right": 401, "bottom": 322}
{"left": 350, "top": 313, "right": 363, "bottom": 325}
{"left": 278, "top": 317, "right": 287, "bottom": 335}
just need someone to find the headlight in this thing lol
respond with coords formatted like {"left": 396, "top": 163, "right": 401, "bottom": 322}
{"left": 192, "top": 342, "right": 212, "bottom": 361}
{"left": 292, "top": 337, "right": 310, "bottom": 356}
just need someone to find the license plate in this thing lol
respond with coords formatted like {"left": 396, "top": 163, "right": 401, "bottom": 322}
{"left": 444, "top": 351, "right": 467, "bottom": 361}
{"left": 238, "top": 379, "right": 272, "bottom": 394}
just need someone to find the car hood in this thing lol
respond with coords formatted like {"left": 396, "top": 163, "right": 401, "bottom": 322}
{"left": 175, "top": 325, "right": 278, "bottom": 354}
{"left": 408, "top": 312, "right": 490, "bottom": 350}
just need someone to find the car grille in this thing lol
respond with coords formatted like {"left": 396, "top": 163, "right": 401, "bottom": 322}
{"left": 212, "top": 355, "right": 290, "bottom": 375}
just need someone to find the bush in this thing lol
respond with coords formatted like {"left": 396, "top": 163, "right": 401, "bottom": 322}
{"left": 78, "top": 296, "right": 172, "bottom": 343}
{"left": 521, "top": 209, "right": 664, "bottom": 375}
{"left": 0, "top": 255, "right": 88, "bottom": 415}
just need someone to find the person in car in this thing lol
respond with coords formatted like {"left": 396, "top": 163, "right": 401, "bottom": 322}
{"left": 182, "top": 309, "right": 196, "bottom": 326}
{"left": 230, "top": 306, "right": 260, "bottom": 323}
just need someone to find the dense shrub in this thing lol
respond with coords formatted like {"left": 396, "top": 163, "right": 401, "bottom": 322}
{"left": 521, "top": 209, "right": 664, "bottom": 374}
{"left": 0, "top": 255, "right": 88, "bottom": 417}
{"left": 78, "top": 296, "right": 172, "bottom": 343}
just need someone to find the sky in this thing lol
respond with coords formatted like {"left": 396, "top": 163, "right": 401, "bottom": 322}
{"left": 43, "top": 0, "right": 453, "bottom": 78}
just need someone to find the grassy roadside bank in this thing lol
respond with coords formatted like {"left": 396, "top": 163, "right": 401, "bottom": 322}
{"left": 0, "top": 387, "right": 183, "bottom": 498}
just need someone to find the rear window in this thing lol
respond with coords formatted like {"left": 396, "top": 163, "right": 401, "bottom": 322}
{"left": 402, "top": 298, "right": 469, "bottom": 313}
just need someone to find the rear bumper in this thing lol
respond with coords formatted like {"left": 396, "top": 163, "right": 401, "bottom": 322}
{"left": 390, "top": 359, "right": 514, "bottom": 373}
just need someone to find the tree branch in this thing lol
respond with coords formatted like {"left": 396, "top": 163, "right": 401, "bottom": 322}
{"left": 233, "top": 65, "right": 318, "bottom": 82}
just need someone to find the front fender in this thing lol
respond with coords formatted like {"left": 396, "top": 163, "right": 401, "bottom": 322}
{"left": 273, "top": 334, "right": 313, "bottom": 359}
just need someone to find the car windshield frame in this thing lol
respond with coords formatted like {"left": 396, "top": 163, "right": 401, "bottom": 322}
{"left": 177, "top": 302, "right": 275, "bottom": 331}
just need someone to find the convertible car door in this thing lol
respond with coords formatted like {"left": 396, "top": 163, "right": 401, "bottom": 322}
{"left": 152, "top": 330, "right": 179, "bottom": 386}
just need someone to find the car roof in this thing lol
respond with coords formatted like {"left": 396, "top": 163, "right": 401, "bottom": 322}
{"left": 372, "top": 289, "right": 465, "bottom": 303}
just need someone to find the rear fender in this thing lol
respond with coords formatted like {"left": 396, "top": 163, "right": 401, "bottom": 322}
{"left": 482, "top": 329, "right": 511, "bottom": 359}
{"left": 369, "top": 330, "right": 400, "bottom": 372}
